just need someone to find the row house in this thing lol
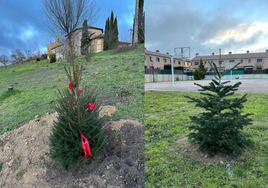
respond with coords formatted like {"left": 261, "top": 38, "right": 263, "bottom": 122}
{"left": 192, "top": 50, "right": 268, "bottom": 71}
{"left": 145, "top": 49, "right": 173, "bottom": 69}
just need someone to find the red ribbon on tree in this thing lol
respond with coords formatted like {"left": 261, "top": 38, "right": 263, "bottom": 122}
{"left": 71, "top": 44, "right": 73, "bottom": 49}
{"left": 79, "top": 131, "right": 92, "bottom": 159}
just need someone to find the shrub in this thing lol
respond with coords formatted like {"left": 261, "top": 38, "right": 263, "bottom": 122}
{"left": 174, "top": 66, "right": 184, "bottom": 70}
{"left": 193, "top": 68, "right": 201, "bottom": 80}
{"left": 49, "top": 65, "right": 106, "bottom": 169}
{"left": 41, "top": 54, "right": 47, "bottom": 60}
{"left": 36, "top": 58, "right": 40, "bottom": 61}
{"left": 265, "top": 69, "right": 268, "bottom": 74}
{"left": 49, "top": 54, "right": 56, "bottom": 63}
{"left": 164, "top": 64, "right": 172, "bottom": 70}
{"left": 114, "top": 45, "right": 133, "bottom": 53}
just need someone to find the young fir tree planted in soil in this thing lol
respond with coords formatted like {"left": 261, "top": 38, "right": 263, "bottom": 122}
{"left": 185, "top": 59, "right": 253, "bottom": 155}
{"left": 49, "top": 65, "right": 106, "bottom": 170}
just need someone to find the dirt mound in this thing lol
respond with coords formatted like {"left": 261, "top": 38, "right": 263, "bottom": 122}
{"left": 172, "top": 135, "right": 252, "bottom": 166}
{"left": 0, "top": 106, "right": 144, "bottom": 188}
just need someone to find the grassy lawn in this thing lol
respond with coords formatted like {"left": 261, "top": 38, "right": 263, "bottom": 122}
{"left": 145, "top": 90, "right": 268, "bottom": 188}
{"left": 0, "top": 44, "right": 144, "bottom": 134}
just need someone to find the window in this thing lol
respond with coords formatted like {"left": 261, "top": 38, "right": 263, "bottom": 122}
{"left": 195, "top": 61, "right": 199, "bottom": 65}
{"left": 219, "top": 61, "right": 223, "bottom": 64}
{"left": 170, "top": 59, "right": 171, "bottom": 63}
{"left": 156, "top": 57, "right": 160, "bottom": 62}
{"left": 150, "top": 56, "right": 152, "bottom": 62}
{"left": 257, "top": 59, "right": 262, "bottom": 63}
{"left": 88, "top": 31, "right": 92, "bottom": 34}
{"left": 204, "top": 61, "right": 207, "bottom": 65}
{"left": 248, "top": 59, "right": 251, "bottom": 63}
{"left": 240, "top": 59, "right": 243, "bottom": 64}
{"left": 164, "top": 58, "right": 166, "bottom": 63}
{"left": 178, "top": 61, "right": 181, "bottom": 65}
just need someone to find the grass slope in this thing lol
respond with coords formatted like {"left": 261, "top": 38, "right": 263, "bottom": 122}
{"left": 145, "top": 91, "right": 268, "bottom": 188}
{"left": 0, "top": 44, "right": 144, "bottom": 134}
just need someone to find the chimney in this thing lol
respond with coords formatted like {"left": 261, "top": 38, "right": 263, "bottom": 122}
{"left": 229, "top": 52, "right": 232, "bottom": 55}
{"left": 156, "top": 50, "right": 159, "bottom": 53}
{"left": 247, "top": 50, "right": 249, "bottom": 53}
{"left": 212, "top": 53, "right": 214, "bottom": 55}
{"left": 166, "top": 52, "right": 169, "bottom": 55}
{"left": 196, "top": 53, "right": 199, "bottom": 56}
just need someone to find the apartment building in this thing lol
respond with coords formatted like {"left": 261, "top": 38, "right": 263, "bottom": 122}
{"left": 191, "top": 50, "right": 268, "bottom": 71}
{"left": 173, "top": 57, "right": 192, "bottom": 71}
{"left": 145, "top": 49, "right": 173, "bottom": 69}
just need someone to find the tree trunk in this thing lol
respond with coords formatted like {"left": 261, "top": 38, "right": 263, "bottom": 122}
{"left": 133, "top": 0, "right": 139, "bottom": 46}
{"left": 68, "top": 35, "right": 73, "bottom": 66}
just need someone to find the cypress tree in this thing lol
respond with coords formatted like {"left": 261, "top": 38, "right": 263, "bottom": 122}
{"left": 185, "top": 60, "right": 253, "bottom": 155}
{"left": 104, "top": 18, "right": 109, "bottom": 51}
{"left": 109, "top": 11, "right": 114, "bottom": 49}
{"left": 49, "top": 65, "right": 107, "bottom": 169}
{"left": 198, "top": 58, "right": 207, "bottom": 79}
{"left": 113, "top": 17, "right": 119, "bottom": 48}
{"left": 80, "top": 19, "right": 90, "bottom": 55}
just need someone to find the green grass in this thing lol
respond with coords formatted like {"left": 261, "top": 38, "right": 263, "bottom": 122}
{"left": 145, "top": 91, "right": 268, "bottom": 188}
{"left": 0, "top": 44, "right": 144, "bottom": 134}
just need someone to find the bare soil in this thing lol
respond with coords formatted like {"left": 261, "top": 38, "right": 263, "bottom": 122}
{"left": 0, "top": 106, "right": 145, "bottom": 188}
{"left": 172, "top": 135, "right": 252, "bottom": 166}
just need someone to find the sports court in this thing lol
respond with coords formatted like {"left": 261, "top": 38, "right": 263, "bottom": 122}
{"left": 145, "top": 79, "right": 268, "bottom": 93}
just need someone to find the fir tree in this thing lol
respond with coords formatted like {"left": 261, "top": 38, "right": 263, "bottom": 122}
{"left": 198, "top": 58, "right": 206, "bottom": 79}
{"left": 193, "top": 68, "right": 201, "bottom": 80}
{"left": 185, "top": 59, "right": 253, "bottom": 155}
{"left": 49, "top": 65, "right": 107, "bottom": 169}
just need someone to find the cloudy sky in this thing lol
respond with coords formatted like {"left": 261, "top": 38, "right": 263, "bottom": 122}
{"left": 145, "top": 0, "right": 268, "bottom": 59}
{"left": 0, "top": 0, "right": 134, "bottom": 59}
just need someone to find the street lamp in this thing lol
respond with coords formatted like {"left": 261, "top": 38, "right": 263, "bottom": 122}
{"left": 150, "top": 56, "right": 155, "bottom": 82}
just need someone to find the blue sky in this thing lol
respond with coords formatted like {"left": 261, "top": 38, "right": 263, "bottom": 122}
{"left": 145, "top": 0, "right": 268, "bottom": 59}
{"left": 0, "top": 0, "right": 135, "bottom": 58}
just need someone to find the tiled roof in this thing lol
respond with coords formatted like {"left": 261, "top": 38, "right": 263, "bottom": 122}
{"left": 174, "top": 57, "right": 191, "bottom": 61}
{"left": 65, "top": 26, "right": 103, "bottom": 37}
{"left": 192, "top": 51, "right": 268, "bottom": 61}
{"left": 145, "top": 50, "right": 173, "bottom": 58}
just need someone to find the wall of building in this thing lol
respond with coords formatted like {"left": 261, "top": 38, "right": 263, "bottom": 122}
{"left": 145, "top": 54, "right": 171, "bottom": 69}
{"left": 47, "top": 35, "right": 62, "bottom": 59}
{"left": 192, "top": 56, "right": 268, "bottom": 71}
{"left": 145, "top": 74, "right": 268, "bottom": 82}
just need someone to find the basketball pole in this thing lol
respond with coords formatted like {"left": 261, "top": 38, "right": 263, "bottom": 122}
{"left": 171, "top": 57, "right": 175, "bottom": 87}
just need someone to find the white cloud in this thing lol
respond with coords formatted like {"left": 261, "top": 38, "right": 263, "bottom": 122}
{"left": 208, "top": 21, "right": 268, "bottom": 44}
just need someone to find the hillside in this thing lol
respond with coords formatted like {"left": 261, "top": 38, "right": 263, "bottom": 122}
{"left": 0, "top": 44, "right": 145, "bottom": 134}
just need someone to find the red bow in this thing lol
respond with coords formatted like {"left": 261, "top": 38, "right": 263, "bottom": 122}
{"left": 79, "top": 131, "right": 92, "bottom": 159}
{"left": 87, "top": 103, "right": 97, "bottom": 110}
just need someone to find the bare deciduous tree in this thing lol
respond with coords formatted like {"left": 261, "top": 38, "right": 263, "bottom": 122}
{"left": 11, "top": 49, "right": 26, "bottom": 64}
{"left": 41, "top": 0, "right": 99, "bottom": 66}
{"left": 0, "top": 55, "right": 9, "bottom": 67}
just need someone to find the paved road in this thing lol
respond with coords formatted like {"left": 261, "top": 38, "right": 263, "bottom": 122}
{"left": 145, "top": 79, "right": 268, "bottom": 93}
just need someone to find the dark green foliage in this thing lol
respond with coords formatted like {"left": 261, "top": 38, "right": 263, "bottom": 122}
{"left": 174, "top": 66, "right": 184, "bottom": 70}
{"left": 80, "top": 19, "right": 94, "bottom": 55}
{"left": 185, "top": 61, "right": 253, "bottom": 155}
{"left": 265, "top": 69, "right": 268, "bottom": 74}
{"left": 49, "top": 54, "right": 56, "bottom": 63}
{"left": 41, "top": 54, "right": 47, "bottom": 60}
{"left": 49, "top": 65, "right": 107, "bottom": 169}
{"left": 198, "top": 58, "right": 206, "bottom": 79}
{"left": 164, "top": 64, "right": 172, "bottom": 70}
{"left": 104, "top": 11, "right": 119, "bottom": 50}
{"left": 193, "top": 68, "right": 201, "bottom": 80}
{"left": 0, "top": 161, "right": 2, "bottom": 172}
{"left": 36, "top": 58, "right": 40, "bottom": 61}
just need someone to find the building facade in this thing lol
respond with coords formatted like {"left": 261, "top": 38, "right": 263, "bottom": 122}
{"left": 47, "top": 35, "right": 62, "bottom": 59}
{"left": 191, "top": 50, "right": 268, "bottom": 71}
{"left": 145, "top": 49, "right": 173, "bottom": 69}
{"left": 173, "top": 57, "right": 192, "bottom": 71}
